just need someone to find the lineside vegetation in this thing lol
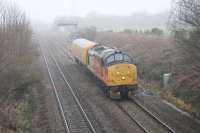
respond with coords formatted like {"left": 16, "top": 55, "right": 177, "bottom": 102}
{"left": 0, "top": 2, "right": 41, "bottom": 132}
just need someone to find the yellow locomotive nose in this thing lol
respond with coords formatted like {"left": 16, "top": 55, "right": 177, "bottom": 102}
{"left": 107, "top": 64, "right": 137, "bottom": 86}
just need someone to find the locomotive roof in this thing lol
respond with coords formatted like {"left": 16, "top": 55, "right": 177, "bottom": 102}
{"left": 89, "top": 45, "right": 120, "bottom": 59}
{"left": 73, "top": 38, "right": 96, "bottom": 48}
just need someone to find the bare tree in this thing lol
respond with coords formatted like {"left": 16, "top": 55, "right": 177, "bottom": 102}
{"left": 169, "top": 0, "right": 200, "bottom": 47}
{"left": 0, "top": 3, "right": 32, "bottom": 72}
{"left": 168, "top": 0, "right": 200, "bottom": 113}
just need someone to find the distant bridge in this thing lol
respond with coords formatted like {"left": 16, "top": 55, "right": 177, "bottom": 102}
{"left": 57, "top": 22, "right": 78, "bottom": 27}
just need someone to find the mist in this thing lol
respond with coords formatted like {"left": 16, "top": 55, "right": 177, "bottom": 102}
{"left": 8, "top": 0, "right": 172, "bottom": 23}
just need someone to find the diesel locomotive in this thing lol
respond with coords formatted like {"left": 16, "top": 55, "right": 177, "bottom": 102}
{"left": 71, "top": 39, "right": 137, "bottom": 99}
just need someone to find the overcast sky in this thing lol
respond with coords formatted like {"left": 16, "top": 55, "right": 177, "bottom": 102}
{"left": 7, "top": 0, "right": 172, "bottom": 22}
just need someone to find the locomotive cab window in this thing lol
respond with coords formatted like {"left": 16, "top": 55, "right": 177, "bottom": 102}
{"left": 115, "top": 53, "right": 123, "bottom": 61}
{"left": 105, "top": 53, "right": 132, "bottom": 66}
{"left": 124, "top": 54, "right": 132, "bottom": 63}
{"left": 106, "top": 55, "right": 114, "bottom": 64}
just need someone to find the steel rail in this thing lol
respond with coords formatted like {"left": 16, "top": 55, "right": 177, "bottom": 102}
{"left": 131, "top": 98, "right": 176, "bottom": 133}
{"left": 41, "top": 46, "right": 71, "bottom": 133}
{"left": 49, "top": 49, "right": 97, "bottom": 133}
{"left": 117, "top": 103, "right": 150, "bottom": 133}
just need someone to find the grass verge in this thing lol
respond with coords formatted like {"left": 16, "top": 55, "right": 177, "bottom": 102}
{"left": 139, "top": 80, "right": 200, "bottom": 119}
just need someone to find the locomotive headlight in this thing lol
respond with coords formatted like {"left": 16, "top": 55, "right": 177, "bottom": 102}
{"left": 121, "top": 76, "right": 126, "bottom": 80}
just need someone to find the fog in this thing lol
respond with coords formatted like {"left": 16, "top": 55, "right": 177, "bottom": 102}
{"left": 7, "top": 0, "right": 172, "bottom": 23}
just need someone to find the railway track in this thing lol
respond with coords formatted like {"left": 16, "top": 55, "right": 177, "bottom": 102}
{"left": 49, "top": 42, "right": 176, "bottom": 133}
{"left": 41, "top": 46, "right": 97, "bottom": 133}
{"left": 116, "top": 98, "right": 176, "bottom": 133}
{"left": 54, "top": 42, "right": 177, "bottom": 133}
{"left": 131, "top": 98, "right": 176, "bottom": 133}
{"left": 116, "top": 103, "right": 149, "bottom": 133}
